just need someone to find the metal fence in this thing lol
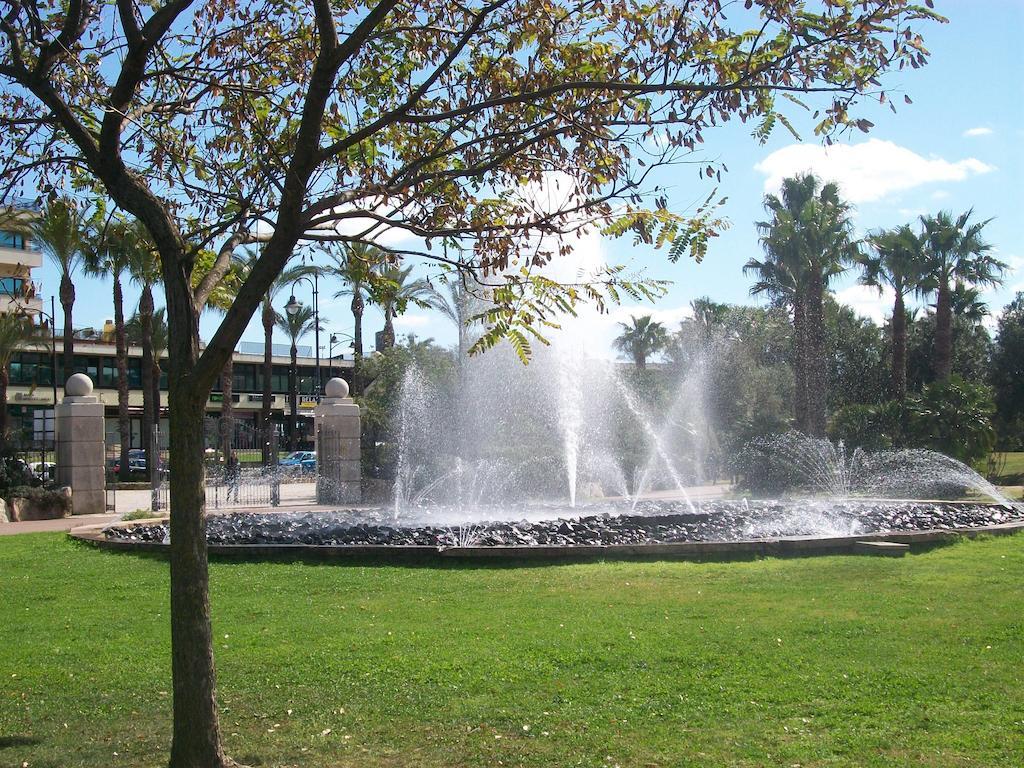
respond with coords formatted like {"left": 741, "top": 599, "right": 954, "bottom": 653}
{"left": 151, "top": 417, "right": 318, "bottom": 512}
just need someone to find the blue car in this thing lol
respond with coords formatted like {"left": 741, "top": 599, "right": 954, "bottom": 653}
{"left": 280, "top": 451, "right": 316, "bottom": 472}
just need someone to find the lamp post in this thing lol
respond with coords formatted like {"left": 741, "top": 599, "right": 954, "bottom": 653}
{"left": 284, "top": 270, "right": 320, "bottom": 399}
{"left": 327, "top": 332, "right": 355, "bottom": 384}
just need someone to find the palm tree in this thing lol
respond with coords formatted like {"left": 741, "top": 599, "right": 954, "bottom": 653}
{"left": 860, "top": 225, "right": 929, "bottom": 401}
{"left": 749, "top": 174, "right": 858, "bottom": 436}
{"left": 0, "top": 313, "right": 41, "bottom": 433}
{"left": 275, "top": 305, "right": 319, "bottom": 451}
{"left": 378, "top": 265, "right": 432, "bottom": 350}
{"left": 424, "top": 271, "right": 484, "bottom": 363}
{"left": 919, "top": 209, "right": 1003, "bottom": 381}
{"left": 83, "top": 217, "right": 133, "bottom": 479}
{"left": 613, "top": 315, "right": 667, "bottom": 370}
{"left": 127, "top": 307, "right": 168, "bottom": 466}
{"left": 32, "top": 198, "right": 84, "bottom": 379}
{"left": 234, "top": 248, "right": 297, "bottom": 464}
{"left": 124, "top": 222, "right": 161, "bottom": 476}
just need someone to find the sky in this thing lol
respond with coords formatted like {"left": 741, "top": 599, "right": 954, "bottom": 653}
{"left": 37, "top": 0, "right": 1024, "bottom": 361}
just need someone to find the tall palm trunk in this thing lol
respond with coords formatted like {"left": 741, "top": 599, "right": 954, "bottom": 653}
{"left": 382, "top": 307, "right": 395, "bottom": 350}
{"left": 139, "top": 284, "right": 155, "bottom": 479}
{"left": 634, "top": 351, "right": 646, "bottom": 370}
{"left": 933, "top": 278, "right": 953, "bottom": 381}
{"left": 804, "top": 274, "right": 827, "bottom": 437}
{"left": 59, "top": 272, "right": 75, "bottom": 380}
{"left": 351, "top": 291, "right": 364, "bottom": 395}
{"left": 288, "top": 343, "right": 298, "bottom": 451}
{"left": 0, "top": 365, "right": 8, "bottom": 434}
{"left": 261, "top": 299, "right": 275, "bottom": 464}
{"left": 114, "top": 277, "right": 131, "bottom": 481}
{"left": 791, "top": 294, "right": 808, "bottom": 432}
{"left": 891, "top": 292, "right": 908, "bottom": 402}
{"left": 219, "top": 357, "right": 234, "bottom": 465}
{"left": 152, "top": 358, "right": 162, "bottom": 449}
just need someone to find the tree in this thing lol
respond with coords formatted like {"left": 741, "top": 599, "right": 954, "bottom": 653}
{"left": 919, "top": 209, "right": 1003, "bottom": 381}
{"left": 0, "top": 313, "right": 42, "bottom": 433}
{"left": 991, "top": 293, "right": 1024, "bottom": 449}
{"left": 83, "top": 217, "right": 134, "bottom": 479}
{"left": 903, "top": 376, "right": 996, "bottom": 465}
{"left": 275, "top": 305, "right": 319, "bottom": 451}
{"left": 124, "top": 224, "right": 161, "bottom": 478}
{"left": 860, "top": 224, "right": 928, "bottom": 401}
{"left": 321, "top": 243, "right": 380, "bottom": 393}
{"left": 236, "top": 249, "right": 296, "bottom": 464}
{"left": 425, "top": 270, "right": 485, "bottom": 364}
{"left": 614, "top": 315, "right": 667, "bottom": 370}
{"left": 0, "top": 1, "right": 940, "bottom": 763}
{"left": 748, "top": 174, "right": 858, "bottom": 436}
{"left": 377, "top": 265, "right": 432, "bottom": 351}
{"left": 31, "top": 199, "right": 84, "bottom": 379}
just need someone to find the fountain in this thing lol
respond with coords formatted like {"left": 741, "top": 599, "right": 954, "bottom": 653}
{"left": 98, "top": 331, "right": 1023, "bottom": 555}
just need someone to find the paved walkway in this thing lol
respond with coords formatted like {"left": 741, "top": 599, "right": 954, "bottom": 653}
{"left": 0, "top": 481, "right": 733, "bottom": 536}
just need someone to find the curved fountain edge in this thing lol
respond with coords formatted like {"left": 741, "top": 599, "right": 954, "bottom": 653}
{"left": 68, "top": 516, "right": 1024, "bottom": 561}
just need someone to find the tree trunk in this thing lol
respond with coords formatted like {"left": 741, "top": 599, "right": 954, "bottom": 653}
{"left": 59, "top": 272, "right": 75, "bottom": 381}
{"left": 0, "top": 365, "right": 8, "bottom": 434}
{"left": 163, "top": 261, "right": 229, "bottom": 768}
{"left": 261, "top": 299, "right": 275, "bottom": 464}
{"left": 219, "top": 357, "right": 234, "bottom": 466}
{"left": 791, "top": 294, "right": 808, "bottom": 433}
{"left": 803, "top": 275, "right": 828, "bottom": 438}
{"left": 382, "top": 307, "right": 395, "bottom": 350}
{"left": 351, "top": 292, "right": 364, "bottom": 395}
{"left": 634, "top": 350, "right": 646, "bottom": 370}
{"left": 114, "top": 277, "right": 131, "bottom": 481}
{"left": 152, "top": 359, "right": 162, "bottom": 450}
{"left": 891, "top": 292, "right": 908, "bottom": 402}
{"left": 933, "top": 279, "right": 953, "bottom": 381}
{"left": 140, "top": 285, "right": 155, "bottom": 480}
{"left": 288, "top": 344, "right": 298, "bottom": 451}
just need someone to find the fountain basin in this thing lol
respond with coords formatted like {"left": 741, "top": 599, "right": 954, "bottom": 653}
{"left": 77, "top": 499, "right": 1024, "bottom": 560}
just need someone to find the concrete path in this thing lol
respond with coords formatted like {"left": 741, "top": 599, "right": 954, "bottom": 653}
{"left": 0, "top": 481, "right": 734, "bottom": 537}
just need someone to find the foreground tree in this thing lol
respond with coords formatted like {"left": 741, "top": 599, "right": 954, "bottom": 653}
{"left": 614, "top": 315, "right": 667, "bottom": 370}
{"left": 919, "top": 210, "right": 1003, "bottom": 381}
{"left": 0, "top": 1, "right": 940, "bottom": 764}
{"left": 859, "top": 224, "right": 928, "bottom": 401}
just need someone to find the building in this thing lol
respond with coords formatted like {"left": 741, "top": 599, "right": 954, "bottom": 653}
{"left": 2, "top": 203, "right": 352, "bottom": 450}
{"left": 6, "top": 338, "right": 353, "bottom": 450}
{"left": 0, "top": 200, "right": 43, "bottom": 318}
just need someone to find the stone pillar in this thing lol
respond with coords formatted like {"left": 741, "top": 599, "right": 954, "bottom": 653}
{"left": 55, "top": 373, "right": 106, "bottom": 515}
{"left": 314, "top": 377, "right": 361, "bottom": 504}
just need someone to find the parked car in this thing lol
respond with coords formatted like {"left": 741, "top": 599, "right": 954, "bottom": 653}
{"left": 279, "top": 451, "right": 316, "bottom": 472}
{"left": 112, "top": 449, "right": 148, "bottom": 475}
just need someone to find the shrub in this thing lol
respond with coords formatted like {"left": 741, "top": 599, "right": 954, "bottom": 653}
{"left": 901, "top": 376, "right": 996, "bottom": 465}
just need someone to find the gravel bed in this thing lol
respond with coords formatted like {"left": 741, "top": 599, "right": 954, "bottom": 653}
{"left": 103, "top": 499, "right": 1024, "bottom": 547}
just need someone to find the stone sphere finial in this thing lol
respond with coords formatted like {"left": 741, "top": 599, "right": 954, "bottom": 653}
{"left": 325, "top": 377, "right": 349, "bottom": 399}
{"left": 65, "top": 373, "right": 94, "bottom": 397}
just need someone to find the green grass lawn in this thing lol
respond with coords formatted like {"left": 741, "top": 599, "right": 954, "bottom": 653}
{"left": 2, "top": 535, "right": 1023, "bottom": 767}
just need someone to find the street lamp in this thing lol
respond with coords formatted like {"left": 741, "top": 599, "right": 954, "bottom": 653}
{"left": 285, "top": 270, "right": 320, "bottom": 399}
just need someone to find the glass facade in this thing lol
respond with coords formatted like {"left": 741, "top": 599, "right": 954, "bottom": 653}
{"left": 7, "top": 351, "right": 345, "bottom": 395}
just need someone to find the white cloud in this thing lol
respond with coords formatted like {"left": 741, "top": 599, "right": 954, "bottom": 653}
{"left": 963, "top": 127, "right": 993, "bottom": 137}
{"left": 836, "top": 283, "right": 894, "bottom": 324}
{"left": 393, "top": 313, "right": 431, "bottom": 330}
{"left": 930, "top": 190, "right": 950, "bottom": 200}
{"left": 755, "top": 139, "right": 995, "bottom": 204}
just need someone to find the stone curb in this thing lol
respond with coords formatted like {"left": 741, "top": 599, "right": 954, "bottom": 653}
{"left": 68, "top": 518, "right": 1024, "bottom": 562}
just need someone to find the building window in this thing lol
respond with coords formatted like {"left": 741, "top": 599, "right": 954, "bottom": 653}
{"left": 0, "top": 231, "right": 28, "bottom": 249}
